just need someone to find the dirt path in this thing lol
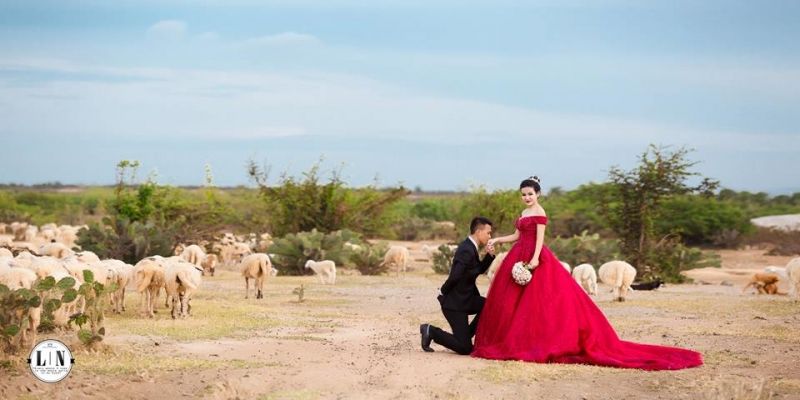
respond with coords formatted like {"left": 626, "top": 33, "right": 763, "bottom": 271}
{"left": 2, "top": 248, "right": 799, "bottom": 399}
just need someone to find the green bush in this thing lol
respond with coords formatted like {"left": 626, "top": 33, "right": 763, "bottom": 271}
{"left": 349, "top": 242, "right": 390, "bottom": 275}
{"left": 548, "top": 231, "right": 621, "bottom": 268}
{"left": 656, "top": 196, "right": 752, "bottom": 246}
{"left": 247, "top": 159, "right": 408, "bottom": 236}
{"left": 432, "top": 244, "right": 456, "bottom": 274}
{"left": 69, "top": 269, "right": 116, "bottom": 347}
{"left": 644, "top": 238, "right": 721, "bottom": 283}
{"left": 269, "top": 229, "right": 360, "bottom": 275}
{"left": 1, "top": 276, "right": 77, "bottom": 354}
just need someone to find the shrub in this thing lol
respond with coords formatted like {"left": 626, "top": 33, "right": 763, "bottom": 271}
{"left": 548, "top": 231, "right": 621, "bottom": 268}
{"left": 349, "top": 242, "right": 390, "bottom": 275}
{"left": 269, "top": 229, "right": 359, "bottom": 275}
{"left": 644, "top": 238, "right": 721, "bottom": 283}
{"left": 432, "top": 244, "right": 456, "bottom": 274}
{"left": 743, "top": 228, "right": 800, "bottom": 256}
{"left": 69, "top": 270, "right": 115, "bottom": 347}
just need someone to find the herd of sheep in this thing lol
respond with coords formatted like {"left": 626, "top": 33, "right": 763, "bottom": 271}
{"left": 2, "top": 220, "right": 799, "bottom": 350}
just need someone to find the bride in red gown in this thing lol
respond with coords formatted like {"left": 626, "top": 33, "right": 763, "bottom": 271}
{"left": 471, "top": 176, "right": 703, "bottom": 370}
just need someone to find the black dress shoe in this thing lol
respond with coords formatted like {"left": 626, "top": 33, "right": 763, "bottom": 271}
{"left": 420, "top": 324, "right": 434, "bottom": 352}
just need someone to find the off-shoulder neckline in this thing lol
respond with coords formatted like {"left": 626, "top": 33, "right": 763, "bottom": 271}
{"left": 518, "top": 214, "right": 547, "bottom": 220}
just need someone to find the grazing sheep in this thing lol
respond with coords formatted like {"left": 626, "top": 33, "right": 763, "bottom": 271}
{"left": 486, "top": 251, "right": 509, "bottom": 284}
{"left": 24, "top": 225, "right": 38, "bottom": 242}
{"left": 0, "top": 266, "right": 41, "bottom": 345}
{"left": 305, "top": 259, "right": 336, "bottom": 285}
{"left": 202, "top": 254, "right": 218, "bottom": 277}
{"left": 165, "top": 260, "right": 203, "bottom": 319}
{"left": 0, "top": 248, "right": 13, "bottom": 258}
{"left": 560, "top": 261, "right": 571, "bottom": 274}
{"left": 180, "top": 244, "right": 205, "bottom": 265}
{"left": 572, "top": 263, "right": 598, "bottom": 295}
{"left": 381, "top": 245, "right": 410, "bottom": 274}
{"left": 56, "top": 227, "right": 79, "bottom": 249}
{"left": 46, "top": 270, "right": 81, "bottom": 326}
{"left": 742, "top": 273, "right": 781, "bottom": 295}
{"left": 133, "top": 258, "right": 166, "bottom": 318}
{"left": 240, "top": 253, "right": 274, "bottom": 299}
{"left": 11, "top": 222, "right": 28, "bottom": 241}
{"left": 786, "top": 258, "right": 800, "bottom": 300}
{"left": 38, "top": 242, "right": 74, "bottom": 259}
{"left": 104, "top": 259, "right": 134, "bottom": 314}
{"left": 75, "top": 251, "right": 101, "bottom": 264}
{"left": 598, "top": 260, "right": 637, "bottom": 302}
{"left": 27, "top": 256, "right": 67, "bottom": 280}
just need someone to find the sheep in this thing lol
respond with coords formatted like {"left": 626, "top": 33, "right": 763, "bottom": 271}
{"left": 0, "top": 266, "right": 41, "bottom": 345}
{"left": 0, "top": 248, "right": 13, "bottom": 258}
{"left": 38, "top": 242, "right": 74, "bottom": 259}
{"left": 763, "top": 266, "right": 788, "bottom": 280}
{"left": 598, "top": 260, "right": 637, "bottom": 302}
{"left": 572, "top": 263, "right": 598, "bottom": 295}
{"left": 75, "top": 251, "right": 101, "bottom": 264}
{"left": 24, "top": 225, "right": 38, "bottom": 242}
{"left": 165, "top": 260, "right": 203, "bottom": 319}
{"left": 27, "top": 256, "right": 68, "bottom": 280}
{"left": 344, "top": 242, "right": 363, "bottom": 252}
{"left": 305, "top": 259, "right": 336, "bottom": 285}
{"left": 560, "top": 261, "right": 571, "bottom": 274}
{"left": 742, "top": 273, "right": 781, "bottom": 295}
{"left": 56, "top": 227, "right": 79, "bottom": 249}
{"left": 133, "top": 257, "right": 166, "bottom": 318}
{"left": 486, "top": 251, "right": 509, "bottom": 285}
{"left": 180, "top": 244, "right": 206, "bottom": 269}
{"left": 201, "top": 253, "right": 218, "bottom": 277}
{"left": 787, "top": 258, "right": 800, "bottom": 300}
{"left": 104, "top": 259, "right": 134, "bottom": 314}
{"left": 11, "top": 222, "right": 28, "bottom": 241}
{"left": 239, "top": 253, "right": 275, "bottom": 299}
{"left": 46, "top": 270, "right": 81, "bottom": 326}
{"left": 381, "top": 245, "right": 410, "bottom": 274}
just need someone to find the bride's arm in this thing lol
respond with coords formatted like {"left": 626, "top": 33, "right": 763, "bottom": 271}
{"left": 488, "top": 229, "right": 519, "bottom": 246}
{"left": 529, "top": 224, "right": 546, "bottom": 266}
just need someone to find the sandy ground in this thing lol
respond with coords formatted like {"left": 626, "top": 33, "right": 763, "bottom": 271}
{"left": 1, "top": 243, "right": 800, "bottom": 400}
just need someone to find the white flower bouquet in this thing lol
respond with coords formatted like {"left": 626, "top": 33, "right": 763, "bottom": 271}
{"left": 511, "top": 261, "right": 533, "bottom": 286}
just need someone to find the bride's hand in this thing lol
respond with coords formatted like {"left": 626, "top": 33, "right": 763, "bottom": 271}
{"left": 529, "top": 259, "right": 540, "bottom": 268}
{"left": 487, "top": 238, "right": 497, "bottom": 247}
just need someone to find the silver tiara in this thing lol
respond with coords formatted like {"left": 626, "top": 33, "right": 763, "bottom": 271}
{"left": 528, "top": 175, "right": 541, "bottom": 184}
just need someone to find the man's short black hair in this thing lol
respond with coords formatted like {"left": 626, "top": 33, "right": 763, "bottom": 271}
{"left": 470, "top": 216, "right": 494, "bottom": 234}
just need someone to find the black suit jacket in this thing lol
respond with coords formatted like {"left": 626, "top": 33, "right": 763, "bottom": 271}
{"left": 438, "top": 238, "right": 495, "bottom": 313}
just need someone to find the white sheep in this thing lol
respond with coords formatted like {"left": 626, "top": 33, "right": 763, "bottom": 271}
{"left": 180, "top": 244, "right": 206, "bottom": 268}
{"left": 202, "top": 253, "right": 218, "bottom": 277}
{"left": 46, "top": 270, "right": 81, "bottom": 327}
{"left": 786, "top": 257, "right": 800, "bottom": 300}
{"left": 38, "top": 242, "right": 74, "bottom": 259}
{"left": 382, "top": 245, "right": 410, "bottom": 274}
{"left": 572, "top": 263, "right": 598, "bottom": 295}
{"left": 305, "top": 260, "right": 336, "bottom": 285}
{"left": 103, "top": 259, "right": 134, "bottom": 314}
{"left": 598, "top": 260, "right": 637, "bottom": 302}
{"left": 0, "top": 266, "right": 41, "bottom": 346}
{"left": 486, "top": 251, "right": 509, "bottom": 285}
{"left": 0, "top": 248, "right": 13, "bottom": 258}
{"left": 75, "top": 251, "right": 101, "bottom": 264}
{"left": 763, "top": 266, "right": 788, "bottom": 279}
{"left": 560, "top": 261, "right": 572, "bottom": 274}
{"left": 239, "top": 253, "right": 275, "bottom": 299}
{"left": 133, "top": 257, "right": 166, "bottom": 318}
{"left": 165, "top": 260, "right": 203, "bottom": 319}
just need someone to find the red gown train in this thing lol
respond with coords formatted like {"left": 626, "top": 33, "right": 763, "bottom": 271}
{"left": 471, "top": 216, "right": 703, "bottom": 370}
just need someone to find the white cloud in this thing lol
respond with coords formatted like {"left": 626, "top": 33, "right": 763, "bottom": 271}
{"left": 241, "top": 32, "right": 321, "bottom": 47}
{"left": 146, "top": 20, "right": 188, "bottom": 41}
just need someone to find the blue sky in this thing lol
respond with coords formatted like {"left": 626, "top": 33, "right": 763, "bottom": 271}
{"left": 0, "top": 1, "right": 798, "bottom": 193}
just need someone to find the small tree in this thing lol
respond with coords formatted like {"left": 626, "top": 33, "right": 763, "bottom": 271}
{"left": 247, "top": 158, "right": 408, "bottom": 237}
{"left": 605, "top": 145, "right": 718, "bottom": 280}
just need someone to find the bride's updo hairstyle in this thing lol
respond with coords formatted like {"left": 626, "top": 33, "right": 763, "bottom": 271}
{"left": 520, "top": 176, "right": 542, "bottom": 194}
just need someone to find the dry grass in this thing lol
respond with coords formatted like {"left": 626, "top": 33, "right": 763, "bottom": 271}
{"left": 258, "top": 389, "right": 320, "bottom": 400}
{"left": 75, "top": 348, "right": 270, "bottom": 375}
{"left": 474, "top": 360, "right": 612, "bottom": 383}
